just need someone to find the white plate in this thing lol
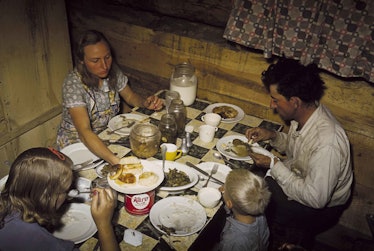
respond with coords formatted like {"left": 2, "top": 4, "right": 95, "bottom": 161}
{"left": 203, "top": 103, "right": 245, "bottom": 123}
{"left": 195, "top": 162, "right": 231, "bottom": 189}
{"left": 150, "top": 196, "right": 207, "bottom": 236}
{"left": 158, "top": 161, "right": 199, "bottom": 194}
{"left": 216, "top": 135, "right": 274, "bottom": 161}
{"left": 107, "top": 160, "right": 165, "bottom": 194}
{"left": 53, "top": 203, "right": 97, "bottom": 244}
{"left": 60, "top": 143, "right": 103, "bottom": 171}
{"left": 107, "top": 113, "right": 147, "bottom": 136}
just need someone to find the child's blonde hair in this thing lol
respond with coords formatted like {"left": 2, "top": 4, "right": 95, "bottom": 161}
{"left": 225, "top": 169, "right": 271, "bottom": 216}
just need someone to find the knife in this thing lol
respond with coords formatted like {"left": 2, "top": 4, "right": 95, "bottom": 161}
{"left": 145, "top": 221, "right": 177, "bottom": 251}
{"left": 185, "top": 162, "right": 224, "bottom": 185}
{"left": 73, "top": 158, "right": 103, "bottom": 172}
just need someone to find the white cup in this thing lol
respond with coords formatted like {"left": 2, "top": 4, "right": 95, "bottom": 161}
{"left": 199, "top": 124, "right": 218, "bottom": 143}
{"left": 201, "top": 113, "right": 221, "bottom": 127}
{"left": 198, "top": 187, "right": 222, "bottom": 208}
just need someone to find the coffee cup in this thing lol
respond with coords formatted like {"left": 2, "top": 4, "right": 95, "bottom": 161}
{"left": 199, "top": 124, "right": 218, "bottom": 143}
{"left": 161, "top": 143, "right": 183, "bottom": 161}
{"left": 201, "top": 113, "right": 221, "bottom": 127}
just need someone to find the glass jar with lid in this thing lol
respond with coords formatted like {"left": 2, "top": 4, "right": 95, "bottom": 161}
{"left": 130, "top": 123, "right": 161, "bottom": 158}
{"left": 170, "top": 62, "right": 197, "bottom": 106}
{"left": 168, "top": 98, "right": 187, "bottom": 137}
{"left": 158, "top": 113, "right": 178, "bottom": 144}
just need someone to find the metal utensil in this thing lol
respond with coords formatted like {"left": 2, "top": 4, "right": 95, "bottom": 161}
{"left": 161, "top": 145, "right": 167, "bottom": 173}
{"left": 185, "top": 162, "right": 224, "bottom": 185}
{"left": 213, "top": 152, "right": 241, "bottom": 169}
{"left": 203, "top": 164, "right": 218, "bottom": 187}
{"left": 67, "top": 189, "right": 91, "bottom": 198}
{"left": 73, "top": 158, "right": 103, "bottom": 172}
{"left": 73, "top": 158, "right": 93, "bottom": 169}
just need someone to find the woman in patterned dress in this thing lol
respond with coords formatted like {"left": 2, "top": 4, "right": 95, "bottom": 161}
{"left": 57, "top": 30, "right": 163, "bottom": 165}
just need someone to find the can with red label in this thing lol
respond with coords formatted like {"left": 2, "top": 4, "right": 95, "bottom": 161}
{"left": 124, "top": 190, "right": 155, "bottom": 215}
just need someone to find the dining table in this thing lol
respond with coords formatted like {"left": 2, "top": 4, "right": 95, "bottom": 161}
{"left": 73, "top": 90, "right": 283, "bottom": 251}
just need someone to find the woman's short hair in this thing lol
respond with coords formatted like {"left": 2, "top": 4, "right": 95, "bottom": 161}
{"left": 0, "top": 147, "right": 73, "bottom": 230}
{"left": 225, "top": 169, "right": 271, "bottom": 216}
{"left": 261, "top": 58, "right": 326, "bottom": 103}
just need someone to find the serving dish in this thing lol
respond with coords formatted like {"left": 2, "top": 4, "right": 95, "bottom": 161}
{"left": 107, "top": 159, "right": 164, "bottom": 194}
{"left": 149, "top": 196, "right": 207, "bottom": 236}
{"left": 156, "top": 160, "right": 199, "bottom": 194}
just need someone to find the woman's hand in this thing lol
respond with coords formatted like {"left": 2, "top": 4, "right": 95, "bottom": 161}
{"left": 144, "top": 95, "right": 163, "bottom": 110}
{"left": 245, "top": 127, "right": 276, "bottom": 143}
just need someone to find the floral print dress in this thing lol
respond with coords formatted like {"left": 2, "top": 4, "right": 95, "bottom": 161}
{"left": 56, "top": 69, "right": 127, "bottom": 149}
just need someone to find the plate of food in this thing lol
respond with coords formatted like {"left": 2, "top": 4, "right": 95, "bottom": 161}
{"left": 150, "top": 196, "right": 207, "bottom": 236}
{"left": 157, "top": 161, "right": 199, "bottom": 194}
{"left": 216, "top": 135, "right": 274, "bottom": 161}
{"left": 60, "top": 143, "right": 104, "bottom": 171}
{"left": 107, "top": 113, "right": 148, "bottom": 136}
{"left": 107, "top": 156, "right": 164, "bottom": 194}
{"left": 203, "top": 103, "right": 245, "bottom": 123}
{"left": 194, "top": 162, "right": 231, "bottom": 189}
{"left": 53, "top": 203, "right": 97, "bottom": 244}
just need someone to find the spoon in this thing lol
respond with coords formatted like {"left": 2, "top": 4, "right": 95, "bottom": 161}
{"left": 213, "top": 152, "right": 241, "bottom": 169}
{"left": 67, "top": 189, "right": 91, "bottom": 198}
{"left": 161, "top": 145, "right": 167, "bottom": 173}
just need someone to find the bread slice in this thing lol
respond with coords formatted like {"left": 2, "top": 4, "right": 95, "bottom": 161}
{"left": 119, "top": 156, "right": 143, "bottom": 175}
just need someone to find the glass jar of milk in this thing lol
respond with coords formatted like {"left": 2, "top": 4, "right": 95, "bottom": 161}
{"left": 170, "top": 62, "right": 197, "bottom": 106}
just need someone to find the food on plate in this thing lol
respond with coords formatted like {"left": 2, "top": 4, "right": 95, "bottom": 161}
{"left": 138, "top": 171, "right": 159, "bottom": 186}
{"left": 212, "top": 105, "right": 238, "bottom": 119}
{"left": 102, "top": 164, "right": 118, "bottom": 177}
{"left": 116, "top": 173, "right": 137, "bottom": 186}
{"left": 231, "top": 138, "right": 253, "bottom": 157}
{"left": 119, "top": 156, "right": 143, "bottom": 175}
{"left": 109, "top": 157, "right": 160, "bottom": 187}
{"left": 163, "top": 168, "right": 191, "bottom": 187}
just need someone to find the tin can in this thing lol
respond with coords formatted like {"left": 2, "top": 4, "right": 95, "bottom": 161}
{"left": 124, "top": 190, "right": 155, "bottom": 215}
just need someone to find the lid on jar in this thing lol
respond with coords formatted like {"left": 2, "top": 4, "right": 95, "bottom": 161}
{"left": 173, "top": 62, "right": 195, "bottom": 76}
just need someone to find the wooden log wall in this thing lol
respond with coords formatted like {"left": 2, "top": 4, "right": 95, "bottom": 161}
{"left": 67, "top": 0, "right": 374, "bottom": 236}
{"left": 0, "top": 0, "right": 71, "bottom": 177}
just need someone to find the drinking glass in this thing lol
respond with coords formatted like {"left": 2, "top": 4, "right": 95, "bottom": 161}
{"left": 164, "top": 90, "right": 180, "bottom": 113}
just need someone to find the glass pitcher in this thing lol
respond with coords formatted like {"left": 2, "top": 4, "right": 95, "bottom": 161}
{"left": 170, "top": 62, "right": 197, "bottom": 106}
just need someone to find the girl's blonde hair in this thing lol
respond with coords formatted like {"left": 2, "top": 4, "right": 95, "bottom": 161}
{"left": 0, "top": 147, "right": 73, "bottom": 231}
{"left": 225, "top": 169, "right": 271, "bottom": 216}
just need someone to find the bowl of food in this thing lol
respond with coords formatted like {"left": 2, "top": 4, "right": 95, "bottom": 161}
{"left": 158, "top": 161, "right": 199, "bottom": 194}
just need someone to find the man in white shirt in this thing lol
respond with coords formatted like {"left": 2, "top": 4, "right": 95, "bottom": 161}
{"left": 246, "top": 58, "right": 353, "bottom": 250}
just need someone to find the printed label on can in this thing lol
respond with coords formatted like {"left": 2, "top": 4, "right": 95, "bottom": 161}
{"left": 125, "top": 190, "right": 155, "bottom": 215}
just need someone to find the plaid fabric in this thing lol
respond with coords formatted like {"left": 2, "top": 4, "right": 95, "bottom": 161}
{"left": 223, "top": 0, "right": 374, "bottom": 83}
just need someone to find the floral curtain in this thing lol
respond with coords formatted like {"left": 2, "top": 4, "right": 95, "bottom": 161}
{"left": 223, "top": 0, "right": 374, "bottom": 83}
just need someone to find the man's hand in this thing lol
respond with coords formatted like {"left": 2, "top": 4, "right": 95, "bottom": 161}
{"left": 246, "top": 127, "right": 276, "bottom": 143}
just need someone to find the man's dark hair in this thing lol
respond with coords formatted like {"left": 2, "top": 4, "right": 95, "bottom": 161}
{"left": 261, "top": 58, "right": 326, "bottom": 103}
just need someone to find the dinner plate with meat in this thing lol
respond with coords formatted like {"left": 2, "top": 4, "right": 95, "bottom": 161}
{"left": 203, "top": 103, "right": 245, "bottom": 123}
{"left": 216, "top": 135, "right": 274, "bottom": 161}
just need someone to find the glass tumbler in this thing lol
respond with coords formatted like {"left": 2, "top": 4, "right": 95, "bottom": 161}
{"left": 158, "top": 113, "right": 178, "bottom": 144}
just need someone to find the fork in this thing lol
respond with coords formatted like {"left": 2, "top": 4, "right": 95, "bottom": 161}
{"left": 203, "top": 164, "right": 218, "bottom": 187}
{"left": 73, "top": 159, "right": 93, "bottom": 169}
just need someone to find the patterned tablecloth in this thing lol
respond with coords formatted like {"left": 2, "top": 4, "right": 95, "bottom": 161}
{"left": 75, "top": 91, "right": 282, "bottom": 251}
